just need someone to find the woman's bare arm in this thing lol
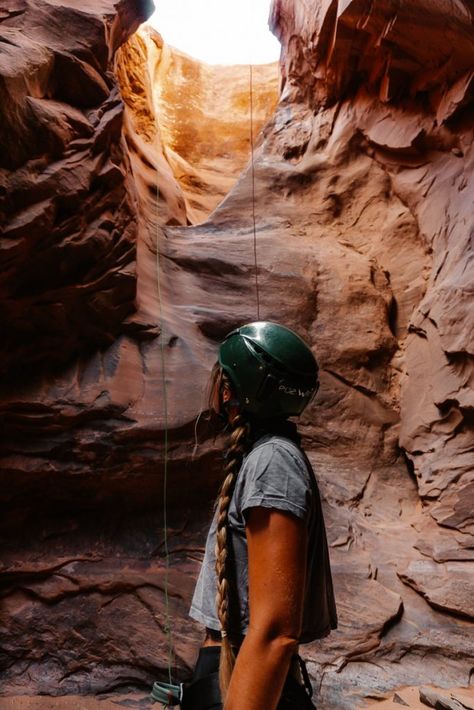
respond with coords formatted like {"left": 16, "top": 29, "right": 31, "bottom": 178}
{"left": 224, "top": 507, "right": 308, "bottom": 710}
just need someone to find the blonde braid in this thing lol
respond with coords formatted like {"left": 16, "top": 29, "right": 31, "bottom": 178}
{"left": 215, "top": 412, "right": 250, "bottom": 699}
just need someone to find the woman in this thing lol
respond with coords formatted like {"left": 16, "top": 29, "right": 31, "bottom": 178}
{"left": 153, "top": 322, "right": 337, "bottom": 710}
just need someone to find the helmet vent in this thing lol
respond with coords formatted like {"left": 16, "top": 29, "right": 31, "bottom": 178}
{"left": 253, "top": 343, "right": 270, "bottom": 362}
{"left": 253, "top": 343, "right": 287, "bottom": 371}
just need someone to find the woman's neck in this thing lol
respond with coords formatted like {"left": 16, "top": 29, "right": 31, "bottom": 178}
{"left": 249, "top": 417, "right": 300, "bottom": 446}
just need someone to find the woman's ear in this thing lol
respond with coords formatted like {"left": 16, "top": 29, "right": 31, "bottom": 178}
{"left": 222, "top": 383, "right": 232, "bottom": 404}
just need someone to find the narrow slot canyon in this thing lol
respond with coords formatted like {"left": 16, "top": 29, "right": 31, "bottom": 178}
{"left": 0, "top": 1, "right": 473, "bottom": 709}
{"left": 116, "top": 26, "right": 279, "bottom": 225}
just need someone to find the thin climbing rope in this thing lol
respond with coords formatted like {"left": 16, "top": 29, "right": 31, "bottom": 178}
{"left": 155, "top": 184, "right": 174, "bottom": 686}
{"left": 249, "top": 64, "right": 261, "bottom": 321}
{"left": 154, "top": 61, "right": 262, "bottom": 692}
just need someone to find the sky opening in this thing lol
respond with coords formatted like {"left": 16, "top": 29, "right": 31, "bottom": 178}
{"left": 147, "top": 0, "right": 280, "bottom": 65}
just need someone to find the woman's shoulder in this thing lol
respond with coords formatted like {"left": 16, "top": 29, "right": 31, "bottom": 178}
{"left": 242, "top": 434, "right": 312, "bottom": 487}
{"left": 235, "top": 434, "right": 313, "bottom": 521}
{"left": 249, "top": 434, "right": 308, "bottom": 468}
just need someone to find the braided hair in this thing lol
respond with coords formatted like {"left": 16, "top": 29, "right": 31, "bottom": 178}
{"left": 208, "top": 364, "right": 251, "bottom": 698}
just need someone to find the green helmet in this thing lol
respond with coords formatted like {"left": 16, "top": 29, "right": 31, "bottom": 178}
{"left": 218, "top": 321, "right": 319, "bottom": 418}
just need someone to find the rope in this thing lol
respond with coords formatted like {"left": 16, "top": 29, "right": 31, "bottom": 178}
{"left": 155, "top": 180, "right": 174, "bottom": 687}
{"left": 152, "top": 58, "right": 262, "bottom": 696}
{"left": 249, "top": 64, "right": 261, "bottom": 321}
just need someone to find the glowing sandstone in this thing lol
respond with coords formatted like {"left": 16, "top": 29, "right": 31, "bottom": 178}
{"left": 117, "top": 27, "right": 279, "bottom": 224}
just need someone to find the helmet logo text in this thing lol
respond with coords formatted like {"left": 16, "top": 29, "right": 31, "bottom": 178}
{"left": 278, "top": 384, "right": 314, "bottom": 398}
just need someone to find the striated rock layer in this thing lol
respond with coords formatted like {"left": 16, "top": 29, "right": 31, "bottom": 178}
{"left": 1, "top": 0, "right": 473, "bottom": 708}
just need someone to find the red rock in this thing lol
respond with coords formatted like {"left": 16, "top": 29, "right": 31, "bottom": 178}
{"left": 398, "top": 560, "right": 474, "bottom": 619}
{"left": 430, "top": 480, "right": 474, "bottom": 536}
{"left": 414, "top": 517, "right": 474, "bottom": 563}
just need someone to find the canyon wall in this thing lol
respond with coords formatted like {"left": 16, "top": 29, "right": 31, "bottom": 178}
{"left": 263, "top": 1, "right": 474, "bottom": 703}
{"left": 1, "top": 0, "right": 473, "bottom": 708}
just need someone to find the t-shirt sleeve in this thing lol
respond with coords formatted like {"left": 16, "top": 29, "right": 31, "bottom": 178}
{"left": 238, "top": 442, "right": 312, "bottom": 521}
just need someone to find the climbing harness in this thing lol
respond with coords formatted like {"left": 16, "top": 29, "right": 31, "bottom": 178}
{"left": 150, "top": 680, "right": 184, "bottom": 706}
{"left": 151, "top": 673, "right": 221, "bottom": 710}
{"left": 150, "top": 657, "right": 316, "bottom": 709}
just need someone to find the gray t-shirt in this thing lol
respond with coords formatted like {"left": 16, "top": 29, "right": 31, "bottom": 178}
{"left": 189, "top": 434, "right": 337, "bottom": 643}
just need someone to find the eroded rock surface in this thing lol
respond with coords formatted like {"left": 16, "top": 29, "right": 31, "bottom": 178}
{"left": 1, "top": 0, "right": 473, "bottom": 708}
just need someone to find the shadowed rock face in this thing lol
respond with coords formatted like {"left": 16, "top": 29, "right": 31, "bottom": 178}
{"left": 0, "top": 0, "right": 473, "bottom": 708}
{"left": 0, "top": 0, "right": 155, "bottom": 378}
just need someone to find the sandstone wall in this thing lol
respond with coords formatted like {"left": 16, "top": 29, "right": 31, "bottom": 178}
{"left": 0, "top": 0, "right": 473, "bottom": 708}
{"left": 271, "top": 0, "right": 474, "bottom": 534}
